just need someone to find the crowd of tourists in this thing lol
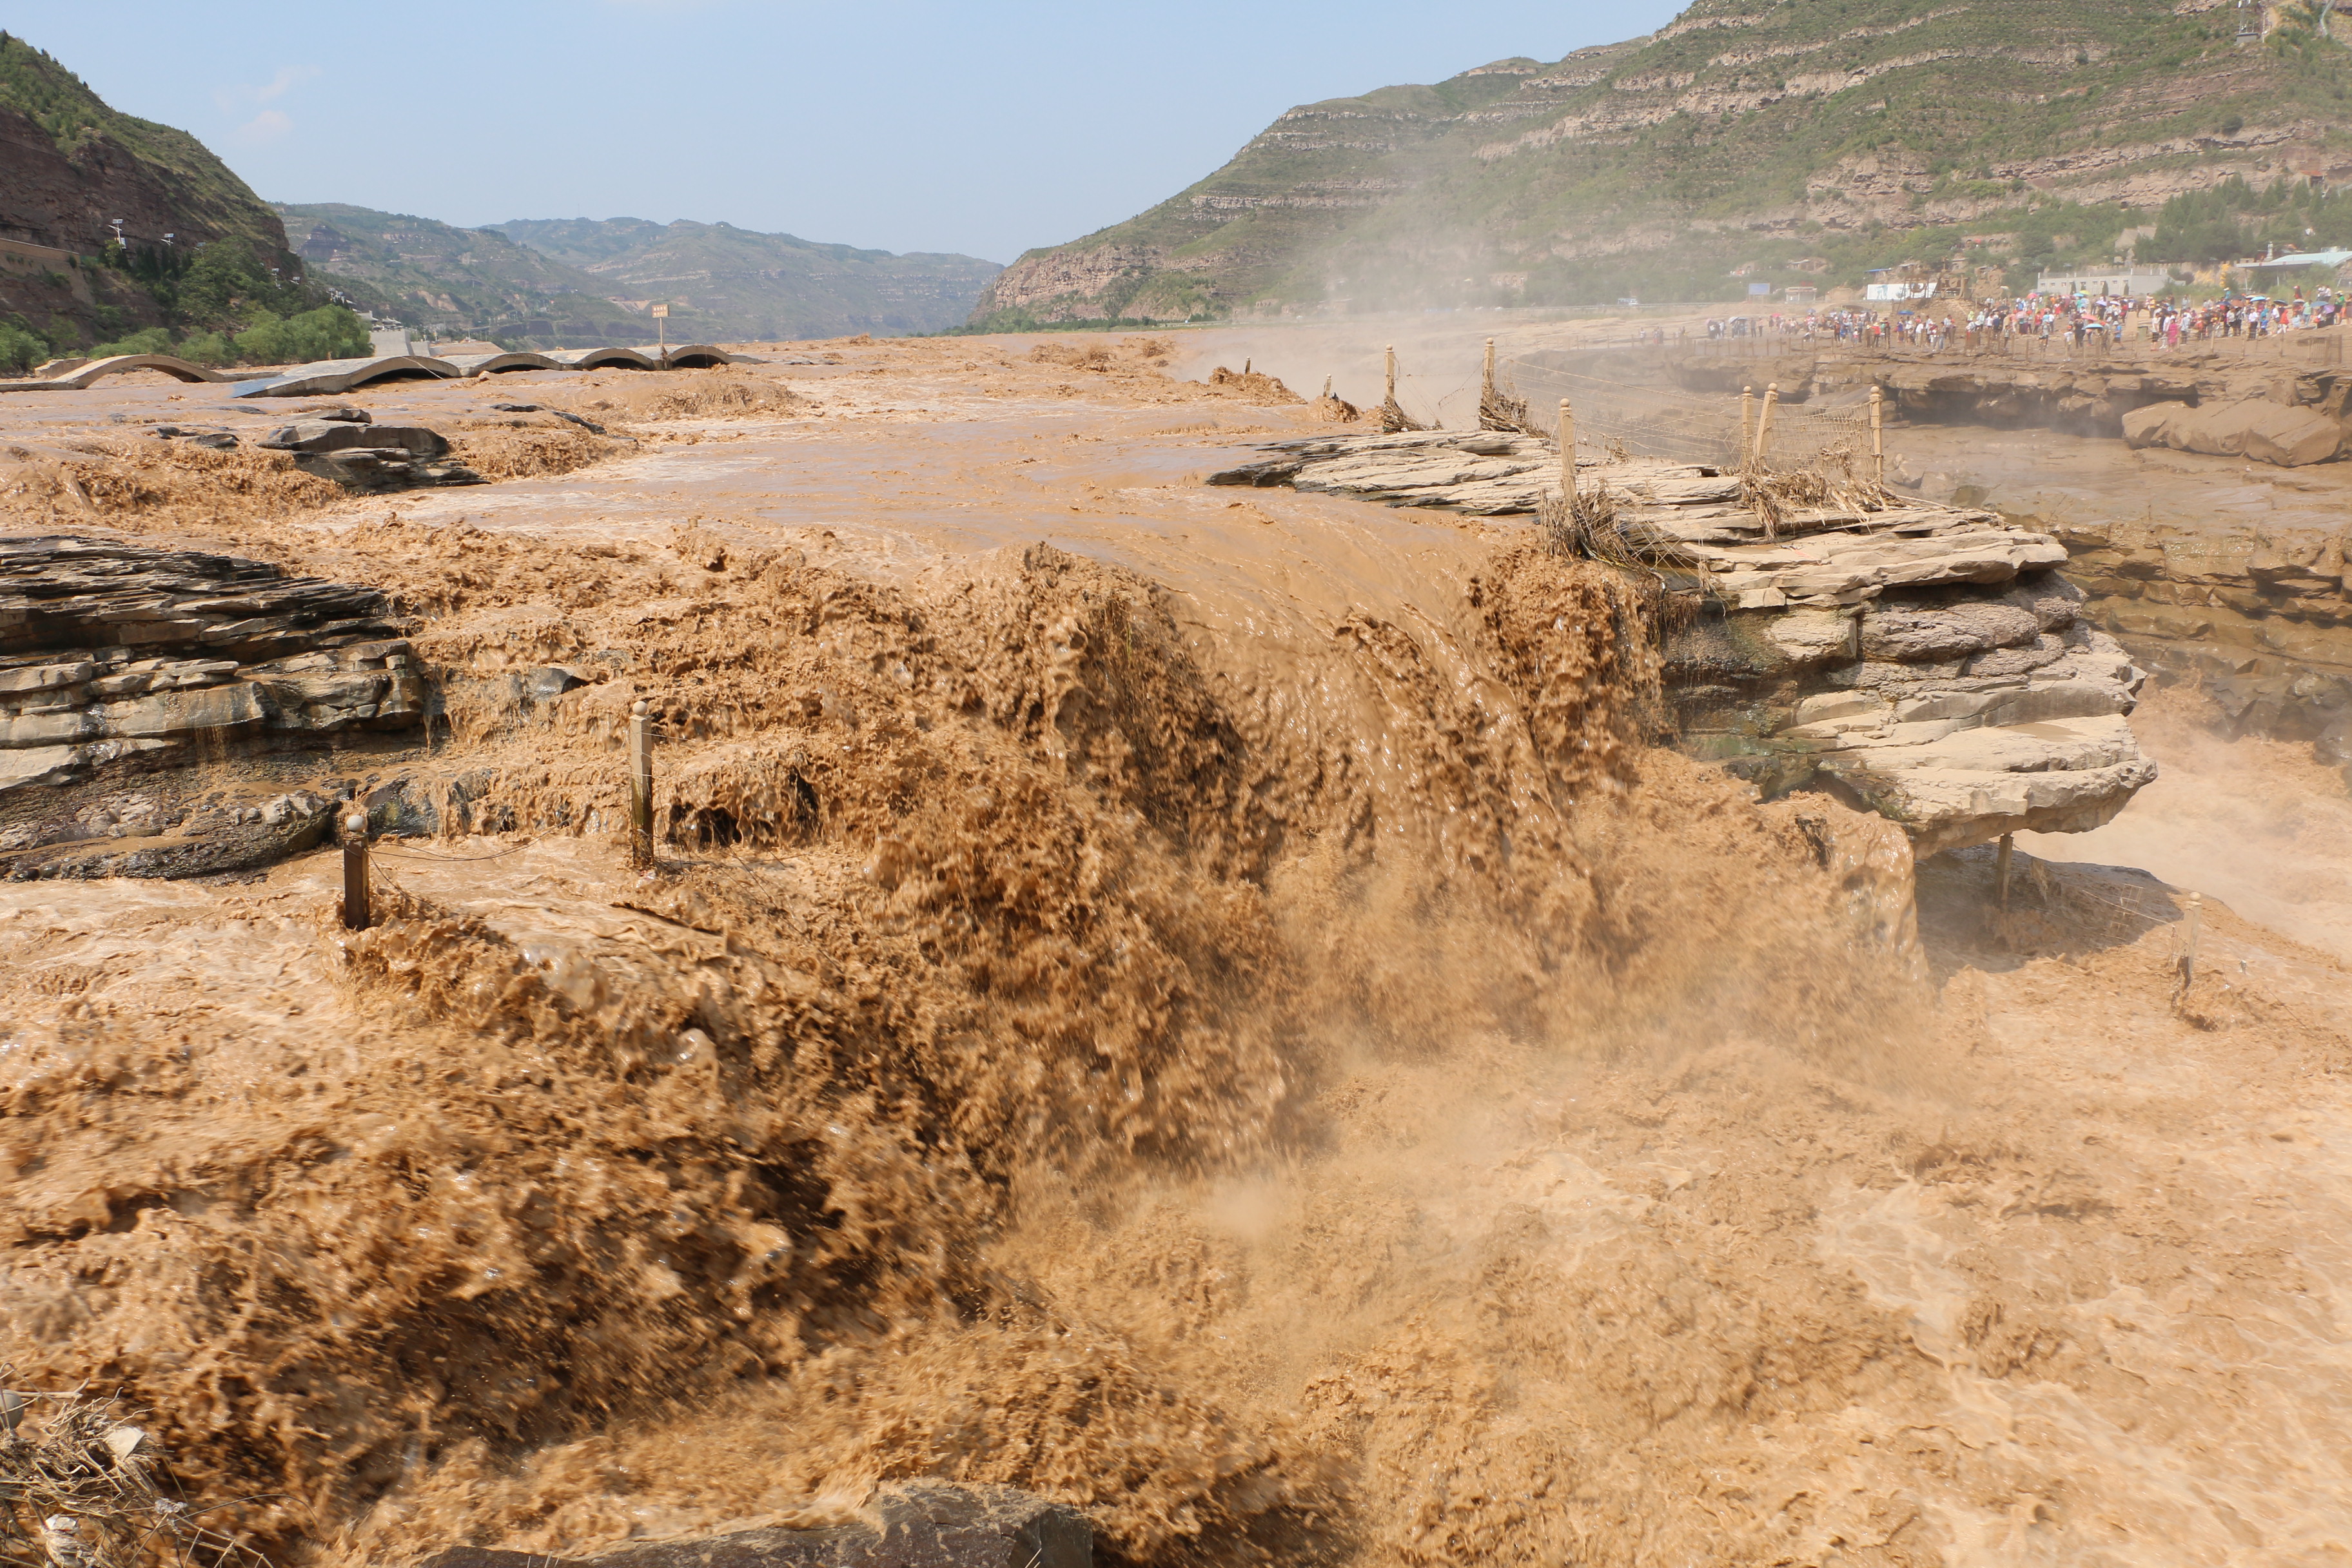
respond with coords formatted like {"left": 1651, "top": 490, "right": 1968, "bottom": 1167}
{"left": 1675, "top": 284, "right": 2347, "bottom": 355}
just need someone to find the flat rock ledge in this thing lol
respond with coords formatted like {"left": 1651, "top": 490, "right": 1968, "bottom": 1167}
{"left": 1211, "top": 428, "right": 1569, "bottom": 514}
{"left": 0, "top": 535, "right": 427, "bottom": 871}
{"left": 1210, "top": 431, "right": 2153, "bottom": 853}
{"left": 417, "top": 1484, "right": 1089, "bottom": 1568}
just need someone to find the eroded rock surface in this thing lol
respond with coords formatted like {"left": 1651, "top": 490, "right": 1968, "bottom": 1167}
{"left": 1210, "top": 427, "right": 1563, "bottom": 513}
{"left": 418, "top": 1485, "right": 1090, "bottom": 1568}
{"left": 257, "top": 414, "right": 483, "bottom": 491}
{"left": 1208, "top": 432, "right": 2153, "bottom": 852}
{"left": 2053, "top": 515, "right": 2352, "bottom": 756}
{"left": 1669, "top": 574, "right": 2151, "bottom": 854}
{"left": 0, "top": 534, "right": 429, "bottom": 874}
{"left": 2121, "top": 399, "right": 2343, "bottom": 467}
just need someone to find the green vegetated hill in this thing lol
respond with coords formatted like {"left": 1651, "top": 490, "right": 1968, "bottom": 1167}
{"left": 275, "top": 202, "right": 649, "bottom": 344}
{"left": 0, "top": 32, "right": 994, "bottom": 364}
{"left": 494, "top": 217, "right": 1002, "bottom": 340}
{"left": 0, "top": 34, "right": 366, "bottom": 371}
{"left": 0, "top": 32, "right": 291, "bottom": 261}
{"left": 975, "top": 0, "right": 2352, "bottom": 324}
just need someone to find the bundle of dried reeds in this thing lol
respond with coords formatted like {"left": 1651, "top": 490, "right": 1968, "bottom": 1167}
{"left": 1474, "top": 337, "right": 1541, "bottom": 436}
{"left": 0, "top": 1378, "right": 265, "bottom": 1568}
{"left": 1376, "top": 395, "right": 1429, "bottom": 435}
{"left": 1476, "top": 379, "right": 1540, "bottom": 436}
{"left": 1737, "top": 440, "right": 1888, "bottom": 539}
{"left": 1540, "top": 481, "right": 1639, "bottom": 567}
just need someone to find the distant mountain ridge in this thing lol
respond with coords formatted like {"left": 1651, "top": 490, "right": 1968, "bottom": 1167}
{"left": 493, "top": 217, "right": 1001, "bottom": 340}
{"left": 0, "top": 32, "right": 994, "bottom": 352}
{"left": 275, "top": 205, "right": 1002, "bottom": 344}
{"left": 275, "top": 202, "right": 648, "bottom": 345}
{"left": 975, "top": 0, "right": 2352, "bottom": 323}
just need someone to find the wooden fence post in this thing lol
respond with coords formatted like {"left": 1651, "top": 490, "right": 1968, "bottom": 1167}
{"left": 1482, "top": 337, "right": 1496, "bottom": 407}
{"left": 629, "top": 698, "right": 654, "bottom": 868}
{"left": 1995, "top": 830, "right": 2014, "bottom": 910}
{"left": 2180, "top": 891, "right": 2202, "bottom": 990}
{"left": 1740, "top": 386, "right": 1754, "bottom": 464}
{"left": 1557, "top": 397, "right": 1576, "bottom": 496}
{"left": 1755, "top": 381, "right": 1780, "bottom": 466}
{"left": 1384, "top": 344, "right": 1396, "bottom": 406}
{"left": 341, "top": 807, "right": 370, "bottom": 931}
{"left": 1870, "top": 384, "right": 1886, "bottom": 485}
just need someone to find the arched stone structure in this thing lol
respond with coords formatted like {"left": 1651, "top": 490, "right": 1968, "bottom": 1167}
{"left": 441, "top": 352, "right": 561, "bottom": 377}
{"left": 231, "top": 355, "right": 463, "bottom": 398}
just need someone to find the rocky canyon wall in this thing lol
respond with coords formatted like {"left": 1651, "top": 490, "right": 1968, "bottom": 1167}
{"left": 2043, "top": 516, "right": 2352, "bottom": 764}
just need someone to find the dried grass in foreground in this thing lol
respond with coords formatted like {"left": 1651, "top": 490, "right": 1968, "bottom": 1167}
{"left": 0, "top": 1377, "right": 266, "bottom": 1568}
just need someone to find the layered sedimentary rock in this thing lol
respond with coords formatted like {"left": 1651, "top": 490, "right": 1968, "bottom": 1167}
{"left": 1862, "top": 358, "right": 2214, "bottom": 438}
{"left": 1602, "top": 344, "right": 2349, "bottom": 470}
{"left": 974, "top": 3, "right": 2338, "bottom": 324}
{"left": 2119, "top": 398, "right": 2343, "bottom": 466}
{"left": 420, "top": 1485, "right": 1090, "bottom": 1568}
{"left": 1667, "top": 576, "right": 2150, "bottom": 854}
{"left": 1211, "top": 429, "right": 1565, "bottom": 513}
{"left": 2052, "top": 516, "right": 2352, "bottom": 752}
{"left": 255, "top": 410, "right": 484, "bottom": 491}
{"left": 1841, "top": 352, "right": 2352, "bottom": 468}
{"left": 1211, "top": 431, "right": 2152, "bottom": 851}
{"left": 0, "top": 535, "right": 426, "bottom": 872}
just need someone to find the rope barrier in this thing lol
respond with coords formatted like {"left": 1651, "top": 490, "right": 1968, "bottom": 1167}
{"left": 1495, "top": 353, "right": 1870, "bottom": 468}
{"left": 371, "top": 840, "right": 540, "bottom": 863}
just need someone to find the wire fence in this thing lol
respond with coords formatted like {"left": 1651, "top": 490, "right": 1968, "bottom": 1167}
{"left": 2048, "top": 869, "right": 2181, "bottom": 948}
{"left": 1496, "top": 353, "right": 1871, "bottom": 469}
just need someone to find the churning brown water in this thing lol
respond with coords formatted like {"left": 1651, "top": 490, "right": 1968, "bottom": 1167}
{"left": 6, "top": 336, "right": 2352, "bottom": 1568}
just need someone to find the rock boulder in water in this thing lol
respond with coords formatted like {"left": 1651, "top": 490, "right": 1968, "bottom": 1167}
{"left": 258, "top": 419, "right": 447, "bottom": 458}
{"left": 2119, "top": 398, "right": 2340, "bottom": 467}
{"left": 2243, "top": 403, "right": 2342, "bottom": 467}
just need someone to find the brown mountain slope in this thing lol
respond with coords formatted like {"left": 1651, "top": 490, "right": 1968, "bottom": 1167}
{"left": 0, "top": 32, "right": 290, "bottom": 261}
{"left": 974, "top": 0, "right": 2352, "bottom": 322}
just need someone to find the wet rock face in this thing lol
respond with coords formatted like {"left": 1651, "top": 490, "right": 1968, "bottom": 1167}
{"left": 2121, "top": 399, "right": 2344, "bottom": 467}
{"left": 0, "top": 534, "right": 424, "bottom": 807}
{"left": 256, "top": 418, "right": 484, "bottom": 491}
{"left": 0, "top": 535, "right": 397, "bottom": 659}
{"left": 418, "top": 1485, "right": 1090, "bottom": 1568}
{"left": 2055, "top": 518, "right": 2352, "bottom": 754}
{"left": 1206, "top": 433, "right": 2155, "bottom": 853}
{"left": 1670, "top": 567, "right": 2151, "bottom": 855}
{"left": 1, "top": 785, "right": 342, "bottom": 879}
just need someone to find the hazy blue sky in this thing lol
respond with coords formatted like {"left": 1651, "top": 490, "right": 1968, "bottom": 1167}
{"left": 10, "top": 1, "right": 1682, "bottom": 262}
